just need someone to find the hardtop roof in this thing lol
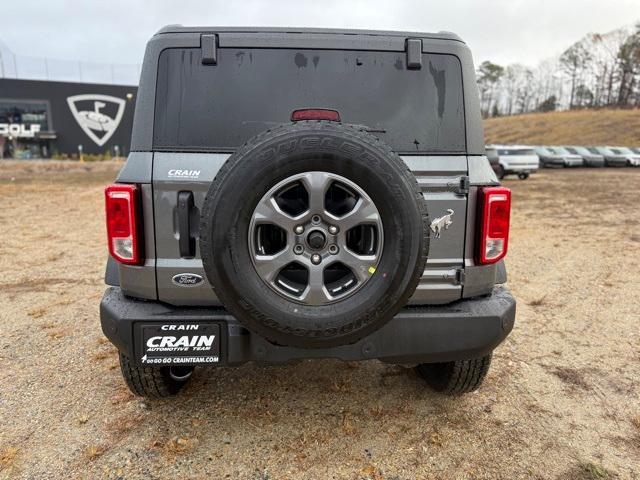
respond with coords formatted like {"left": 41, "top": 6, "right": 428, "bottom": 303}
{"left": 155, "top": 25, "right": 464, "bottom": 43}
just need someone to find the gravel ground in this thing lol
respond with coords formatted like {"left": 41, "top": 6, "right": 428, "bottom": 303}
{"left": 0, "top": 161, "right": 638, "bottom": 480}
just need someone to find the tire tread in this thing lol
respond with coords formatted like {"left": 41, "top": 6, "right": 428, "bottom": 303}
{"left": 415, "top": 354, "right": 492, "bottom": 394}
{"left": 119, "top": 353, "right": 188, "bottom": 398}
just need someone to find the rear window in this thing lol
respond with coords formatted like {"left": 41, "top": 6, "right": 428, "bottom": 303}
{"left": 153, "top": 48, "right": 466, "bottom": 153}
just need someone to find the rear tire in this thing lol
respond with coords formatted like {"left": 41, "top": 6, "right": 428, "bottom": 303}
{"left": 495, "top": 165, "right": 505, "bottom": 180}
{"left": 415, "top": 353, "right": 492, "bottom": 394}
{"left": 517, "top": 172, "right": 529, "bottom": 180}
{"left": 119, "top": 353, "right": 193, "bottom": 398}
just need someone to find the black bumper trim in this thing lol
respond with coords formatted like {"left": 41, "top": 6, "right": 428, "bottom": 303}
{"left": 100, "top": 286, "right": 516, "bottom": 366}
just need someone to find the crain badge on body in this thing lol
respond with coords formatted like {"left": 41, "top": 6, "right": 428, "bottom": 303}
{"left": 172, "top": 273, "right": 204, "bottom": 287}
{"left": 168, "top": 169, "right": 201, "bottom": 179}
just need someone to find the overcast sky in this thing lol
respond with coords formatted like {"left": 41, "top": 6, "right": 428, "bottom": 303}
{"left": 2, "top": 0, "right": 639, "bottom": 68}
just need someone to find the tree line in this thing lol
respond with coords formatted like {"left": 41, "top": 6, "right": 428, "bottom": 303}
{"left": 476, "top": 23, "right": 640, "bottom": 117}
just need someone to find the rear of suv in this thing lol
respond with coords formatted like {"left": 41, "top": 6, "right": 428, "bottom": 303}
{"left": 101, "top": 26, "right": 516, "bottom": 398}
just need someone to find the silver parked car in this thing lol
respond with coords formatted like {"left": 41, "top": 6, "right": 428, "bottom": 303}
{"left": 534, "top": 147, "right": 566, "bottom": 168}
{"left": 589, "top": 147, "right": 634, "bottom": 167}
{"left": 547, "top": 147, "right": 584, "bottom": 167}
{"left": 563, "top": 146, "right": 605, "bottom": 167}
{"left": 607, "top": 147, "right": 640, "bottom": 167}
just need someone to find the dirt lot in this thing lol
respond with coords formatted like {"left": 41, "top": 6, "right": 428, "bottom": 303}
{"left": 0, "top": 160, "right": 638, "bottom": 480}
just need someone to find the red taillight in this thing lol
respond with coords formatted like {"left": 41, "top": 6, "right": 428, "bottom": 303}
{"left": 477, "top": 187, "right": 511, "bottom": 265}
{"left": 291, "top": 109, "right": 341, "bottom": 122}
{"left": 105, "top": 184, "right": 142, "bottom": 265}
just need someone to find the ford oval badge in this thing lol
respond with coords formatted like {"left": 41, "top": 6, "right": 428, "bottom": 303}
{"left": 172, "top": 273, "right": 204, "bottom": 287}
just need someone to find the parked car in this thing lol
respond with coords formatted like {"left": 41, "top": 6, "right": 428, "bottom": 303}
{"left": 564, "top": 146, "right": 605, "bottom": 167}
{"left": 589, "top": 146, "right": 632, "bottom": 167}
{"left": 607, "top": 147, "right": 640, "bottom": 166}
{"left": 485, "top": 146, "right": 503, "bottom": 179}
{"left": 547, "top": 147, "right": 584, "bottom": 167}
{"left": 488, "top": 145, "right": 539, "bottom": 180}
{"left": 534, "top": 147, "right": 564, "bottom": 168}
{"left": 535, "top": 146, "right": 579, "bottom": 168}
{"left": 631, "top": 147, "right": 640, "bottom": 155}
{"left": 101, "top": 26, "right": 516, "bottom": 398}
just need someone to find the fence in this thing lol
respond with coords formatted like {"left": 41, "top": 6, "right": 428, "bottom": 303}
{"left": 0, "top": 41, "right": 140, "bottom": 86}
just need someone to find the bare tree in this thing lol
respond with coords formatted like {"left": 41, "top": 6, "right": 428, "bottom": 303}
{"left": 476, "top": 23, "right": 639, "bottom": 115}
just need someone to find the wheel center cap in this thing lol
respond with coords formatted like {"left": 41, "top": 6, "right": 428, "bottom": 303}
{"left": 307, "top": 230, "right": 327, "bottom": 250}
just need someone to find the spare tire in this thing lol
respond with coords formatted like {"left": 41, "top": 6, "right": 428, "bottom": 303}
{"left": 200, "top": 121, "right": 429, "bottom": 348}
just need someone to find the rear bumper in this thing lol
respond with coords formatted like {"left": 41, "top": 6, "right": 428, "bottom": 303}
{"left": 541, "top": 158, "right": 565, "bottom": 168}
{"left": 584, "top": 158, "right": 605, "bottom": 167}
{"left": 503, "top": 164, "right": 538, "bottom": 173}
{"left": 606, "top": 158, "right": 628, "bottom": 167}
{"left": 564, "top": 158, "right": 583, "bottom": 167}
{"left": 100, "top": 286, "right": 516, "bottom": 366}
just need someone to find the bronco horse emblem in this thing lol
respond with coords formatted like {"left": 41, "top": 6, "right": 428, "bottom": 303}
{"left": 430, "top": 209, "right": 454, "bottom": 238}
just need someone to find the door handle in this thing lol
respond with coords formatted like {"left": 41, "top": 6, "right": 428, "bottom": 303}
{"left": 177, "top": 191, "right": 195, "bottom": 258}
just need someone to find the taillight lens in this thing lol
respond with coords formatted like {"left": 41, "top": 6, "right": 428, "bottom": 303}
{"left": 291, "top": 109, "right": 341, "bottom": 122}
{"left": 105, "top": 184, "right": 142, "bottom": 265}
{"left": 477, "top": 187, "right": 511, "bottom": 265}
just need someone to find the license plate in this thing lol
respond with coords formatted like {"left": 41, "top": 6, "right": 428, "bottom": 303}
{"left": 138, "top": 322, "right": 220, "bottom": 366}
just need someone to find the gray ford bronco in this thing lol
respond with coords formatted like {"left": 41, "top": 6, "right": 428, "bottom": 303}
{"left": 101, "top": 26, "right": 516, "bottom": 398}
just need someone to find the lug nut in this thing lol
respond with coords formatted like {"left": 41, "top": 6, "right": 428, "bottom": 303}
{"left": 328, "top": 225, "right": 339, "bottom": 235}
{"left": 294, "top": 225, "right": 304, "bottom": 234}
{"left": 311, "top": 254, "right": 322, "bottom": 265}
{"left": 311, "top": 215, "right": 321, "bottom": 224}
{"left": 328, "top": 244, "right": 339, "bottom": 255}
{"left": 294, "top": 245, "right": 304, "bottom": 255}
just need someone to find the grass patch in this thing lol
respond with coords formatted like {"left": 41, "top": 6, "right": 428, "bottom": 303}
{"left": 83, "top": 444, "right": 107, "bottom": 461}
{"left": 484, "top": 108, "right": 640, "bottom": 146}
{"left": 575, "top": 461, "right": 615, "bottom": 479}
{"left": 0, "top": 447, "right": 18, "bottom": 471}
{"left": 151, "top": 436, "right": 199, "bottom": 457}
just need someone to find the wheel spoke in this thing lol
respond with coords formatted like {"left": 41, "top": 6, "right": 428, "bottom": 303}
{"left": 253, "top": 249, "right": 296, "bottom": 283}
{"left": 299, "top": 264, "right": 332, "bottom": 305}
{"left": 299, "top": 172, "right": 332, "bottom": 214}
{"left": 336, "top": 197, "right": 380, "bottom": 232}
{"left": 334, "top": 248, "right": 378, "bottom": 284}
{"left": 253, "top": 196, "right": 298, "bottom": 230}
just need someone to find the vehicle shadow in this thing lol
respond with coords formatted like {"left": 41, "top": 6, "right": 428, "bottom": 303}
{"left": 143, "top": 358, "right": 476, "bottom": 438}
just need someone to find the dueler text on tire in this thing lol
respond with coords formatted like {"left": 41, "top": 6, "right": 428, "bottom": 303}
{"left": 199, "top": 121, "right": 429, "bottom": 348}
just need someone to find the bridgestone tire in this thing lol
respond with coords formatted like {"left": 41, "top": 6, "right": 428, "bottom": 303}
{"left": 415, "top": 354, "right": 492, "bottom": 394}
{"left": 200, "top": 121, "right": 429, "bottom": 348}
{"left": 119, "top": 353, "right": 193, "bottom": 398}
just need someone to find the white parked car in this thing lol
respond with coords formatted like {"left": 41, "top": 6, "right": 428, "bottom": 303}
{"left": 488, "top": 145, "right": 540, "bottom": 180}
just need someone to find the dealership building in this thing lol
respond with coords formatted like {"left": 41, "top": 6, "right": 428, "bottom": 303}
{"left": 0, "top": 78, "right": 137, "bottom": 158}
